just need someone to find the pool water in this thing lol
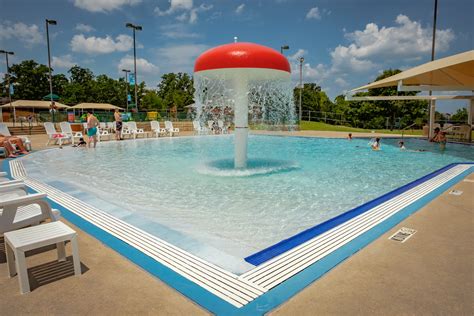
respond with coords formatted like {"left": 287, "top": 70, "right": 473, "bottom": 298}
{"left": 21, "top": 135, "right": 473, "bottom": 273}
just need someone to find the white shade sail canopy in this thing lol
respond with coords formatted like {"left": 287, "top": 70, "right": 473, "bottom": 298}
{"left": 70, "top": 103, "right": 123, "bottom": 110}
{"left": 350, "top": 50, "right": 474, "bottom": 92}
{"left": 1, "top": 100, "right": 70, "bottom": 109}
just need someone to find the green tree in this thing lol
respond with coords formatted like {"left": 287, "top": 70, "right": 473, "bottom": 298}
{"left": 141, "top": 90, "right": 164, "bottom": 110}
{"left": 451, "top": 107, "right": 468, "bottom": 122}
{"left": 157, "top": 72, "right": 194, "bottom": 110}
{"left": 294, "top": 83, "right": 333, "bottom": 114}
{"left": 8, "top": 60, "right": 50, "bottom": 100}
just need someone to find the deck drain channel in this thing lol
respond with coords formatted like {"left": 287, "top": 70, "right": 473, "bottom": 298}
{"left": 389, "top": 227, "right": 417, "bottom": 243}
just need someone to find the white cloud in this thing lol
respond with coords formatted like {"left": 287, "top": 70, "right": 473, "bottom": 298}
{"left": 155, "top": 0, "right": 194, "bottom": 15}
{"left": 156, "top": 44, "right": 208, "bottom": 72}
{"left": 235, "top": 4, "right": 245, "bottom": 15}
{"left": 329, "top": 14, "right": 455, "bottom": 74}
{"left": 155, "top": 0, "right": 212, "bottom": 24}
{"left": 74, "top": 0, "right": 141, "bottom": 13}
{"left": 70, "top": 34, "right": 133, "bottom": 54}
{"left": 51, "top": 54, "right": 76, "bottom": 69}
{"left": 160, "top": 24, "right": 200, "bottom": 39}
{"left": 118, "top": 55, "right": 160, "bottom": 74}
{"left": 306, "top": 7, "right": 321, "bottom": 20}
{"left": 0, "top": 22, "right": 42, "bottom": 46}
{"left": 291, "top": 14, "right": 457, "bottom": 100}
{"left": 75, "top": 23, "right": 95, "bottom": 33}
{"left": 287, "top": 49, "right": 327, "bottom": 84}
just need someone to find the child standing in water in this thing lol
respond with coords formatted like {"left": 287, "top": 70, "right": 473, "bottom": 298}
{"left": 371, "top": 137, "right": 381, "bottom": 151}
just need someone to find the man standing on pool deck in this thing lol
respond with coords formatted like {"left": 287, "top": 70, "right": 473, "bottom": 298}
{"left": 114, "top": 109, "right": 123, "bottom": 141}
{"left": 86, "top": 111, "right": 99, "bottom": 148}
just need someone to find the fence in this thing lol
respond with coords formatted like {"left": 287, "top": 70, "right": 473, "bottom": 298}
{"left": 2, "top": 110, "right": 194, "bottom": 124}
{"left": 301, "top": 110, "right": 350, "bottom": 126}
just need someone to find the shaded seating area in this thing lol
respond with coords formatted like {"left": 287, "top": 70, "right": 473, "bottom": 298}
{"left": 347, "top": 50, "right": 474, "bottom": 143}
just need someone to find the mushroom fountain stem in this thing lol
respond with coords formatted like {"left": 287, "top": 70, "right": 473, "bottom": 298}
{"left": 233, "top": 76, "right": 248, "bottom": 169}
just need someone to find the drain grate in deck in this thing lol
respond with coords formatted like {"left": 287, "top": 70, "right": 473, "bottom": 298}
{"left": 389, "top": 227, "right": 417, "bottom": 243}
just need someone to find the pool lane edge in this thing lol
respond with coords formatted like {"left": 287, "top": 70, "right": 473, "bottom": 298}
{"left": 5, "top": 158, "right": 473, "bottom": 316}
{"left": 244, "top": 162, "right": 473, "bottom": 265}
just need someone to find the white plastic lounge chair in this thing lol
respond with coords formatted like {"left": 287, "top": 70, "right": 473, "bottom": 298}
{"left": 44, "top": 122, "right": 71, "bottom": 146}
{"left": 95, "top": 129, "right": 108, "bottom": 142}
{"left": 164, "top": 121, "right": 180, "bottom": 137}
{"left": 0, "top": 186, "right": 61, "bottom": 235}
{"left": 217, "top": 120, "right": 228, "bottom": 134}
{"left": 0, "top": 123, "right": 32, "bottom": 151}
{"left": 99, "top": 122, "right": 107, "bottom": 130}
{"left": 106, "top": 122, "right": 115, "bottom": 133}
{"left": 59, "top": 122, "right": 83, "bottom": 145}
{"left": 127, "top": 121, "right": 146, "bottom": 139}
{"left": 193, "top": 120, "right": 208, "bottom": 135}
{"left": 121, "top": 122, "right": 133, "bottom": 139}
{"left": 150, "top": 121, "right": 167, "bottom": 137}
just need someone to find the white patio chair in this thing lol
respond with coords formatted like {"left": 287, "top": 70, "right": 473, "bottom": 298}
{"left": 121, "top": 122, "right": 133, "bottom": 139}
{"left": 44, "top": 122, "right": 71, "bottom": 146}
{"left": 127, "top": 121, "right": 146, "bottom": 139}
{"left": 99, "top": 122, "right": 107, "bottom": 130}
{"left": 150, "top": 121, "right": 167, "bottom": 137}
{"left": 59, "top": 122, "right": 83, "bottom": 145}
{"left": 0, "top": 123, "right": 32, "bottom": 151}
{"left": 0, "top": 185, "right": 61, "bottom": 235}
{"left": 97, "top": 128, "right": 111, "bottom": 142}
{"left": 106, "top": 122, "right": 115, "bottom": 133}
{"left": 164, "top": 121, "right": 180, "bottom": 137}
{"left": 193, "top": 120, "right": 208, "bottom": 135}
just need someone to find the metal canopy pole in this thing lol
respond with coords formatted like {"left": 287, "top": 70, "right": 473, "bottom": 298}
{"left": 428, "top": 0, "right": 438, "bottom": 139}
{"left": 469, "top": 97, "right": 473, "bottom": 143}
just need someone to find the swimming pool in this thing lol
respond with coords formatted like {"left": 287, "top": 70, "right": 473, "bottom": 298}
{"left": 19, "top": 135, "right": 473, "bottom": 274}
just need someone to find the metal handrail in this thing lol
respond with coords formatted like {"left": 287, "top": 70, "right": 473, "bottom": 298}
{"left": 401, "top": 122, "right": 418, "bottom": 140}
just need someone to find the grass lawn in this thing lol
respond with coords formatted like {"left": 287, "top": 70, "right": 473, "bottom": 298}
{"left": 300, "top": 121, "right": 423, "bottom": 135}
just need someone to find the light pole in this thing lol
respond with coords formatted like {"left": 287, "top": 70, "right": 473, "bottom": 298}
{"left": 0, "top": 50, "right": 14, "bottom": 123}
{"left": 126, "top": 23, "right": 142, "bottom": 111}
{"left": 299, "top": 57, "right": 304, "bottom": 123}
{"left": 428, "top": 0, "right": 438, "bottom": 139}
{"left": 45, "top": 19, "right": 57, "bottom": 122}
{"left": 280, "top": 45, "right": 289, "bottom": 55}
{"left": 122, "top": 69, "right": 131, "bottom": 111}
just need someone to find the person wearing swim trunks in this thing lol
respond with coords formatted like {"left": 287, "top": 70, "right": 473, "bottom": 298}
{"left": 86, "top": 111, "right": 99, "bottom": 148}
{"left": 114, "top": 108, "right": 123, "bottom": 140}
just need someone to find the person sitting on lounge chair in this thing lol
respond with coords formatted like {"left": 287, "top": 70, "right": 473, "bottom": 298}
{"left": 0, "top": 134, "right": 29, "bottom": 156}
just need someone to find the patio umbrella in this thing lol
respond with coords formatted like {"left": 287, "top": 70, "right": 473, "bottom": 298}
{"left": 42, "top": 93, "right": 60, "bottom": 101}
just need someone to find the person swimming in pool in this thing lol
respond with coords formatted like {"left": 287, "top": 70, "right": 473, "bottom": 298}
{"left": 72, "top": 137, "right": 87, "bottom": 148}
{"left": 86, "top": 111, "right": 99, "bottom": 148}
{"left": 430, "top": 127, "right": 447, "bottom": 150}
{"left": 371, "top": 137, "right": 381, "bottom": 151}
{"left": 347, "top": 133, "right": 353, "bottom": 140}
{"left": 398, "top": 141, "right": 406, "bottom": 150}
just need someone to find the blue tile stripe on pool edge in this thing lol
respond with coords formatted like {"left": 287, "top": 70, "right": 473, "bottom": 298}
{"left": 245, "top": 162, "right": 474, "bottom": 266}
{"left": 4, "top": 158, "right": 473, "bottom": 316}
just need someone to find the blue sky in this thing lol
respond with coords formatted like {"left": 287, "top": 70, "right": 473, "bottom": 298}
{"left": 0, "top": 0, "right": 472, "bottom": 112}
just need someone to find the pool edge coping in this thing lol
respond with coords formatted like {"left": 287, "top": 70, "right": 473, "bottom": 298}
{"left": 4, "top": 156, "right": 473, "bottom": 316}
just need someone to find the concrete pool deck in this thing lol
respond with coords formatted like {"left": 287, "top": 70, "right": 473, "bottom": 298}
{"left": 0, "top": 132, "right": 472, "bottom": 315}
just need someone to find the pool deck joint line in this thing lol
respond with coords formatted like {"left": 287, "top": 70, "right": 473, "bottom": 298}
{"left": 6, "top": 158, "right": 473, "bottom": 315}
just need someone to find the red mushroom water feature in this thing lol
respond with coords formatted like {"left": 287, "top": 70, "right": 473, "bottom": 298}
{"left": 194, "top": 42, "right": 292, "bottom": 169}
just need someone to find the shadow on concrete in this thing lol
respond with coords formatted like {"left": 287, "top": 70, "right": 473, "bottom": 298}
{"left": 27, "top": 256, "right": 89, "bottom": 291}
{"left": 0, "top": 237, "right": 89, "bottom": 292}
